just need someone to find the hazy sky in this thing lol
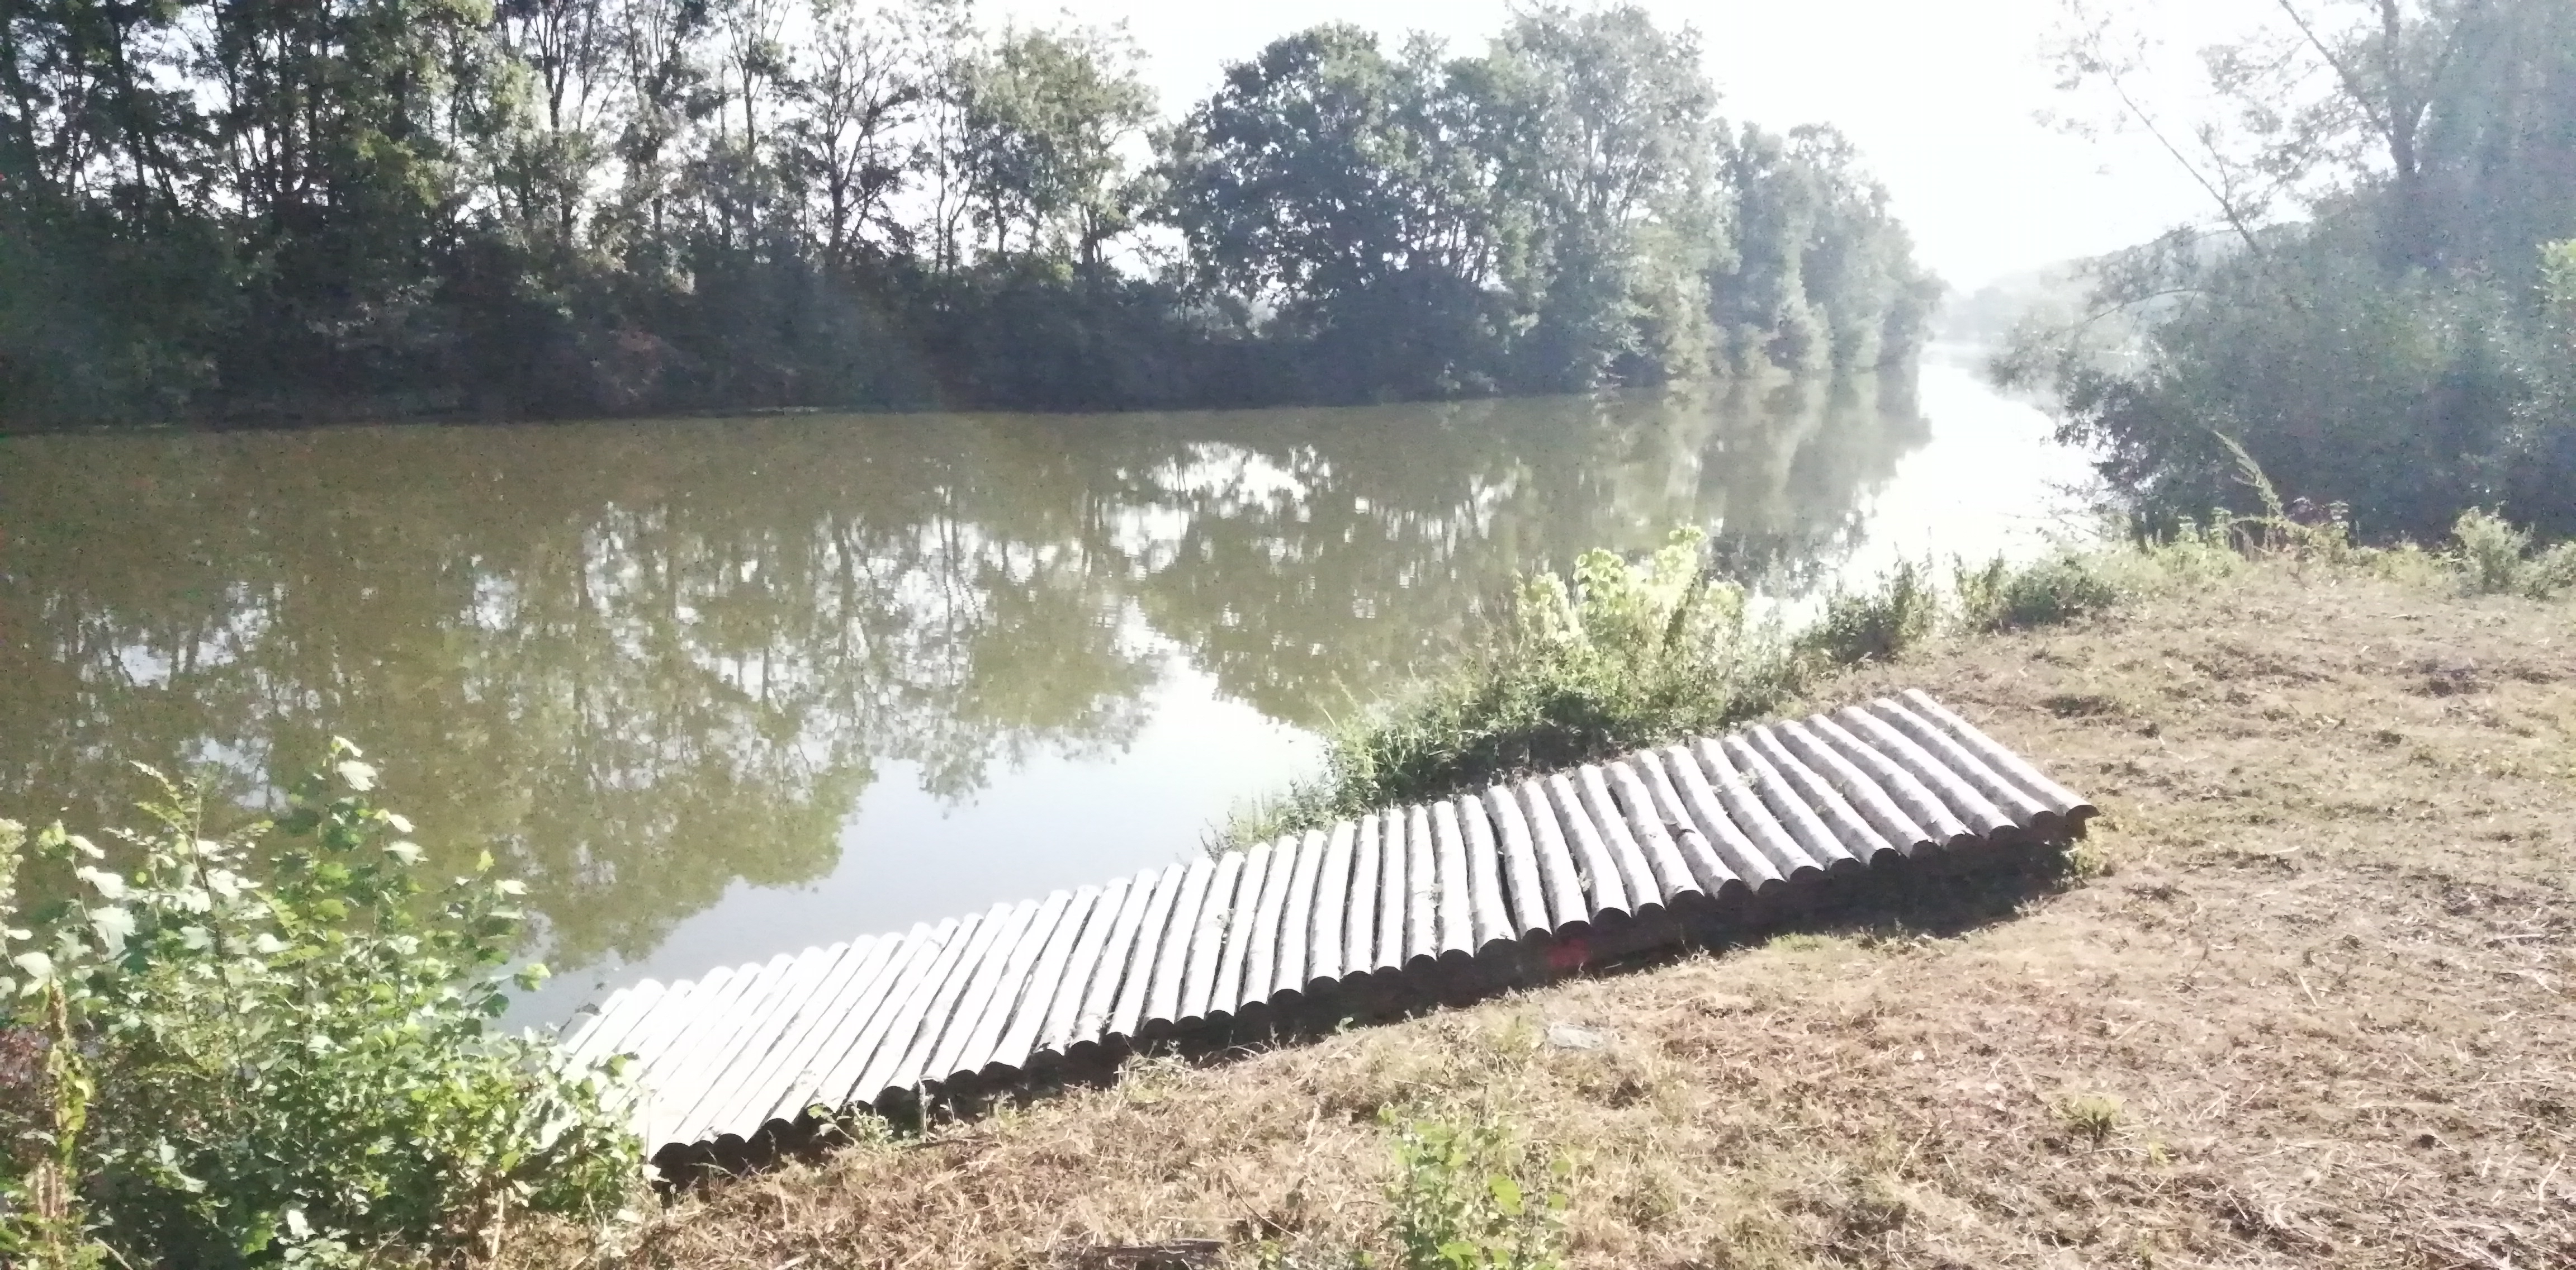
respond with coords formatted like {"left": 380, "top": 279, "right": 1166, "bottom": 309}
{"left": 984, "top": 0, "right": 2248, "bottom": 292}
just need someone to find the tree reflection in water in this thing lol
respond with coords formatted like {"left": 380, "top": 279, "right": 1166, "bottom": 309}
{"left": 0, "top": 377, "right": 1922, "bottom": 974}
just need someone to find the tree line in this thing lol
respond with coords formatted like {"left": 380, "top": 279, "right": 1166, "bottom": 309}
{"left": 0, "top": 1, "right": 1936, "bottom": 427}
{"left": 2010, "top": 0, "right": 2576, "bottom": 539}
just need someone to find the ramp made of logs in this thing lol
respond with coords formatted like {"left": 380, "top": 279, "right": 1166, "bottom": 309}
{"left": 555, "top": 691, "right": 2093, "bottom": 1165}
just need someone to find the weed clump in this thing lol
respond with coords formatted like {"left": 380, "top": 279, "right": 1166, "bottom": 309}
{"left": 2451, "top": 508, "right": 2576, "bottom": 598}
{"left": 1259, "top": 1115, "right": 1568, "bottom": 1270}
{"left": 1797, "top": 561, "right": 1939, "bottom": 665}
{"left": 2054, "top": 1094, "right": 2124, "bottom": 1148}
{"left": 1954, "top": 552, "right": 2126, "bottom": 632}
{"left": 1384, "top": 1117, "right": 1568, "bottom": 1270}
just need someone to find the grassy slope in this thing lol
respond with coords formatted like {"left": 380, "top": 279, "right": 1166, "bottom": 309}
{"left": 552, "top": 560, "right": 2575, "bottom": 1269}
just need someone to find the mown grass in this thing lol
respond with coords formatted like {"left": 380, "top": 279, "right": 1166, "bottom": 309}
{"left": 1220, "top": 504, "right": 2570, "bottom": 849}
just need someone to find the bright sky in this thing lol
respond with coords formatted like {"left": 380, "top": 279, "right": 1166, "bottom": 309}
{"left": 984, "top": 0, "right": 2252, "bottom": 292}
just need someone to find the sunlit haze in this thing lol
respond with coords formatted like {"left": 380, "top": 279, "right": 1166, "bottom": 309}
{"left": 988, "top": 0, "right": 2246, "bottom": 290}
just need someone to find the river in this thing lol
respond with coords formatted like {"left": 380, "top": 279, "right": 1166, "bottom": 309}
{"left": 0, "top": 350, "right": 2091, "bottom": 1024}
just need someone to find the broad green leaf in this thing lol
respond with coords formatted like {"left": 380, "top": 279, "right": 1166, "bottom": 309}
{"left": 11, "top": 950, "right": 54, "bottom": 983}
{"left": 90, "top": 904, "right": 136, "bottom": 952}
{"left": 77, "top": 865, "right": 128, "bottom": 898}
{"left": 335, "top": 760, "right": 378, "bottom": 792}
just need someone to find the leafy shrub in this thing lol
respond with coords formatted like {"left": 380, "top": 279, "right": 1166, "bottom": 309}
{"left": 2451, "top": 508, "right": 2576, "bottom": 598}
{"left": 1382, "top": 1117, "right": 1568, "bottom": 1270}
{"left": 1953, "top": 552, "right": 2127, "bottom": 631}
{"left": 1796, "top": 560, "right": 1938, "bottom": 665}
{"left": 2132, "top": 515, "right": 2254, "bottom": 587}
{"left": 1227, "top": 529, "right": 1793, "bottom": 842}
{"left": 1252, "top": 1116, "right": 1568, "bottom": 1270}
{"left": 0, "top": 743, "right": 638, "bottom": 1268}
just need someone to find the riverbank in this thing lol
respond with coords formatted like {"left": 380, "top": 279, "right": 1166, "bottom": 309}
{"left": 521, "top": 551, "right": 2574, "bottom": 1269}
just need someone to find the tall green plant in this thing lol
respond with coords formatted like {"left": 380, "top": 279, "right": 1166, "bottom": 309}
{"left": 1794, "top": 559, "right": 1937, "bottom": 666}
{"left": 0, "top": 742, "right": 637, "bottom": 1268}
{"left": 1221, "top": 527, "right": 1792, "bottom": 845}
{"left": 1382, "top": 1117, "right": 1568, "bottom": 1270}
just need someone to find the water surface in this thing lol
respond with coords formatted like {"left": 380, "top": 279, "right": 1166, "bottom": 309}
{"left": 0, "top": 353, "right": 2087, "bottom": 1021}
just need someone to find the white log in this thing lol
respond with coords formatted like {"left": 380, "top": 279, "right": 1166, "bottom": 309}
{"left": 1576, "top": 765, "right": 1663, "bottom": 910}
{"left": 1207, "top": 842, "right": 1272, "bottom": 1023}
{"left": 1342, "top": 814, "right": 1382, "bottom": 983}
{"left": 1453, "top": 793, "right": 1514, "bottom": 953}
{"left": 1516, "top": 780, "right": 1590, "bottom": 930}
{"left": 1178, "top": 855, "right": 1244, "bottom": 1025}
{"left": 1143, "top": 858, "right": 1217, "bottom": 1033}
{"left": 1305, "top": 820, "right": 1356, "bottom": 993}
{"left": 1543, "top": 773, "right": 1627, "bottom": 918}
{"left": 1682, "top": 740, "right": 1823, "bottom": 880}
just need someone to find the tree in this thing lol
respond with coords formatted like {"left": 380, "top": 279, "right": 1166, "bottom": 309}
{"left": 2019, "top": 0, "right": 2576, "bottom": 537}
{"left": 1161, "top": 26, "right": 1499, "bottom": 307}
{"left": 1483, "top": 3, "right": 1723, "bottom": 390}
{"left": 951, "top": 24, "right": 1153, "bottom": 266}
{"left": 783, "top": 0, "right": 935, "bottom": 270}
{"left": 1711, "top": 124, "right": 1936, "bottom": 374}
{"left": 494, "top": 0, "right": 623, "bottom": 248}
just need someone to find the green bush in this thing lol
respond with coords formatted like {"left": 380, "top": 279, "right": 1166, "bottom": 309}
{"left": 1382, "top": 1117, "right": 1567, "bottom": 1270}
{"left": 0, "top": 743, "right": 638, "bottom": 1268}
{"left": 1221, "top": 528, "right": 2173, "bottom": 849}
{"left": 1253, "top": 1115, "right": 1568, "bottom": 1270}
{"left": 2451, "top": 508, "right": 2576, "bottom": 598}
{"left": 1227, "top": 528, "right": 1794, "bottom": 842}
{"left": 1953, "top": 552, "right": 2127, "bottom": 631}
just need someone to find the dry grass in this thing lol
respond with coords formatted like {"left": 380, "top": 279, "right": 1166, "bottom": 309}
{"left": 514, "top": 560, "right": 2576, "bottom": 1270}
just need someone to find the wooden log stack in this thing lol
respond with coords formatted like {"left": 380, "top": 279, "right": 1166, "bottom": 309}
{"left": 554, "top": 691, "right": 2095, "bottom": 1171}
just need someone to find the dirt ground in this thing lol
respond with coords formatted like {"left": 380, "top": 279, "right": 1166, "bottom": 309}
{"left": 553, "top": 561, "right": 2576, "bottom": 1269}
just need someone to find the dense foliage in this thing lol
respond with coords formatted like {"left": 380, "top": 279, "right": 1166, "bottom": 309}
{"left": 1225, "top": 528, "right": 1802, "bottom": 842}
{"left": 2011, "top": 0, "right": 2576, "bottom": 539}
{"left": 0, "top": 746, "right": 636, "bottom": 1267}
{"left": 0, "top": 1, "right": 1933, "bottom": 427}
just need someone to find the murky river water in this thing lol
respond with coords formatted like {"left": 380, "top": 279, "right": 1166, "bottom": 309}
{"left": 0, "top": 351, "right": 2090, "bottom": 1022}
